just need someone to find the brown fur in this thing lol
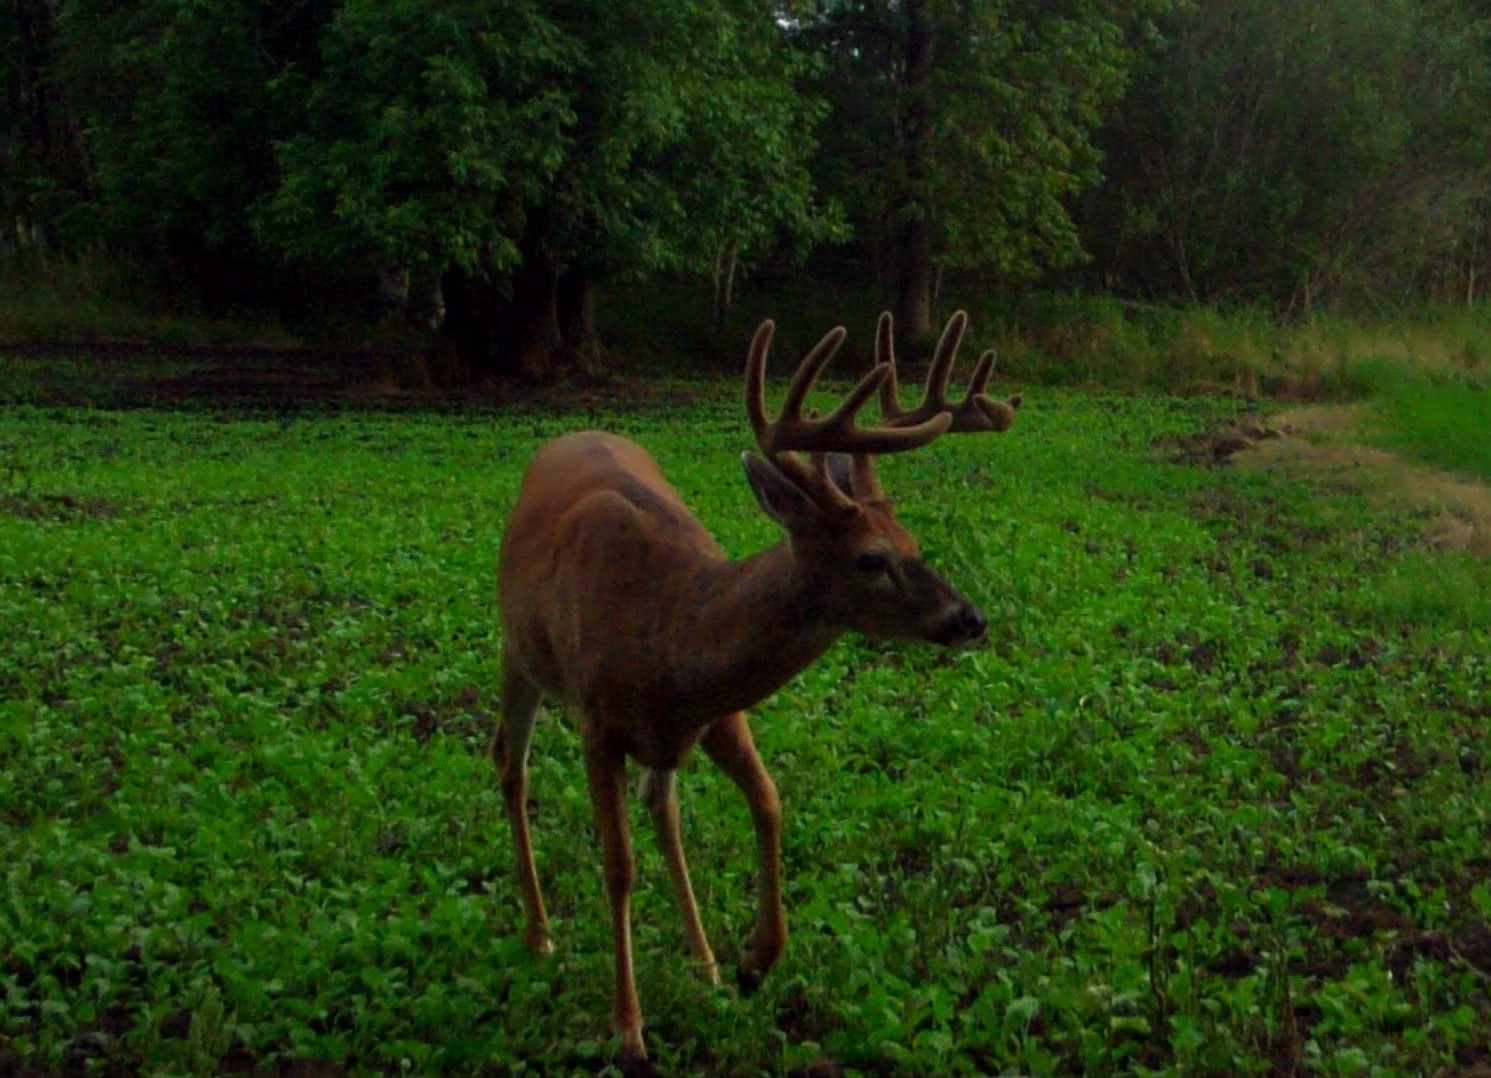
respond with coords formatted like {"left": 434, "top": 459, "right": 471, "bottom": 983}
{"left": 493, "top": 313, "right": 1015, "bottom": 1067}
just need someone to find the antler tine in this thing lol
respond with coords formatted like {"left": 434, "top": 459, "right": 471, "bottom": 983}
{"left": 778, "top": 326, "right": 849, "bottom": 425}
{"left": 878, "top": 310, "right": 1020, "bottom": 434}
{"left": 744, "top": 319, "right": 775, "bottom": 446}
{"left": 947, "top": 348, "right": 1018, "bottom": 432}
{"left": 822, "top": 361, "right": 890, "bottom": 429}
{"left": 878, "top": 310, "right": 965, "bottom": 428}
{"left": 966, "top": 348, "right": 996, "bottom": 395}
{"left": 850, "top": 452, "right": 887, "bottom": 502}
{"left": 875, "top": 311, "right": 910, "bottom": 422}
{"left": 745, "top": 319, "right": 952, "bottom": 457}
{"left": 925, "top": 309, "right": 965, "bottom": 403}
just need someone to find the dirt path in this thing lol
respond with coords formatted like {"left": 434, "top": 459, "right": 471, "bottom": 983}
{"left": 1234, "top": 404, "right": 1491, "bottom": 555}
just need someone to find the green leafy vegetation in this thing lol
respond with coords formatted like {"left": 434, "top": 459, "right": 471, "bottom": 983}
{"left": 3, "top": 367, "right": 1488, "bottom": 1075}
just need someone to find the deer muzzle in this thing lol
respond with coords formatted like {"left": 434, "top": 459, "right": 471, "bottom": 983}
{"left": 933, "top": 599, "right": 987, "bottom": 646}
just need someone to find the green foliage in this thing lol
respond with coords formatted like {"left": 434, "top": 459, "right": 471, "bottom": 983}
{"left": 13, "top": 0, "right": 830, "bottom": 337}
{"left": 802, "top": 0, "right": 1167, "bottom": 283}
{"left": 534, "top": 0, "right": 835, "bottom": 276}
{"left": 1093, "top": 0, "right": 1491, "bottom": 308}
{"left": 2, "top": 368, "right": 1489, "bottom": 1074}
{"left": 9, "top": 0, "right": 1491, "bottom": 344}
{"left": 52, "top": 0, "right": 290, "bottom": 257}
{"left": 246, "top": 0, "right": 834, "bottom": 285}
{"left": 930, "top": 3, "right": 1144, "bottom": 278}
{"left": 257, "top": 0, "right": 577, "bottom": 274}
{"left": 1355, "top": 550, "right": 1491, "bottom": 629}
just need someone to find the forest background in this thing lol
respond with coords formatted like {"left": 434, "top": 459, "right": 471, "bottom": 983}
{"left": 5, "top": 0, "right": 1491, "bottom": 385}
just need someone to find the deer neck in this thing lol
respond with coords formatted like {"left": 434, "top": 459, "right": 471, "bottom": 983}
{"left": 667, "top": 540, "right": 839, "bottom": 719}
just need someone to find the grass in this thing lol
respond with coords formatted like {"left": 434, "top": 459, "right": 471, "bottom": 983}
{"left": 1333, "top": 357, "right": 1491, "bottom": 483}
{"left": 2, "top": 355, "right": 1490, "bottom": 1076}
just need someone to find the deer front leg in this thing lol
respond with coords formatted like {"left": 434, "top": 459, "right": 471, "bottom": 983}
{"left": 583, "top": 738, "right": 648, "bottom": 1066}
{"left": 700, "top": 712, "right": 784, "bottom": 994}
{"left": 640, "top": 767, "right": 722, "bottom": 987}
{"left": 495, "top": 665, "right": 552, "bottom": 955}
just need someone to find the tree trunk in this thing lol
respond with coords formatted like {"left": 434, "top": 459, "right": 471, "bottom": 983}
{"left": 558, "top": 267, "right": 598, "bottom": 363}
{"left": 439, "top": 239, "right": 576, "bottom": 382}
{"left": 892, "top": 0, "right": 935, "bottom": 349}
{"left": 712, "top": 245, "right": 738, "bottom": 334}
{"left": 504, "top": 248, "right": 564, "bottom": 375}
{"left": 440, "top": 265, "right": 511, "bottom": 380}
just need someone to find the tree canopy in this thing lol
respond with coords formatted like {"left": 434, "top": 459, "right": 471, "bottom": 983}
{"left": 4, "top": 0, "right": 1490, "bottom": 371}
{"left": 1089, "top": 0, "right": 1491, "bottom": 309}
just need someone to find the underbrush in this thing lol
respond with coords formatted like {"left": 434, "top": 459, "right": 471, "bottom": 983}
{"left": 2, "top": 369, "right": 1488, "bottom": 1076}
{"left": 0, "top": 252, "right": 299, "bottom": 349}
{"left": 943, "top": 296, "right": 1491, "bottom": 398}
{"left": 9, "top": 254, "right": 1491, "bottom": 406}
{"left": 609, "top": 277, "right": 1491, "bottom": 402}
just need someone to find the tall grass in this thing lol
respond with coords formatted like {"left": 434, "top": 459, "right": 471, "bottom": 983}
{"left": 9, "top": 254, "right": 1491, "bottom": 404}
{"left": 962, "top": 298, "right": 1491, "bottom": 395}
{"left": 0, "top": 251, "right": 296, "bottom": 347}
{"left": 610, "top": 276, "right": 1491, "bottom": 398}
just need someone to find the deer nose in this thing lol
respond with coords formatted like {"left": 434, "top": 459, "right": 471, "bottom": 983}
{"left": 938, "top": 601, "right": 987, "bottom": 645}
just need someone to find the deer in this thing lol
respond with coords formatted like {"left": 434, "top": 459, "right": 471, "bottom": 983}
{"left": 494, "top": 310, "right": 1020, "bottom": 1069}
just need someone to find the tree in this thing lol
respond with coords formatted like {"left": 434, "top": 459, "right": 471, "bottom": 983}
{"left": 50, "top": 0, "right": 338, "bottom": 297}
{"left": 2, "top": 0, "right": 90, "bottom": 250}
{"left": 253, "top": 0, "right": 577, "bottom": 368}
{"left": 796, "top": 0, "right": 1161, "bottom": 345}
{"left": 257, "top": 0, "right": 832, "bottom": 376}
{"left": 1088, "top": 0, "right": 1491, "bottom": 310}
{"left": 14, "top": 1, "right": 827, "bottom": 374}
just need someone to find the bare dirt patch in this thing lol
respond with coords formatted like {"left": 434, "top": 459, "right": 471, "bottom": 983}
{"left": 1235, "top": 404, "right": 1491, "bottom": 555}
{"left": 3, "top": 341, "right": 712, "bottom": 414}
{"left": 0, "top": 492, "right": 123, "bottom": 522}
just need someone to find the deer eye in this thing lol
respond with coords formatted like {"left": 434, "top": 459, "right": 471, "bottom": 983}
{"left": 854, "top": 551, "right": 890, "bottom": 574}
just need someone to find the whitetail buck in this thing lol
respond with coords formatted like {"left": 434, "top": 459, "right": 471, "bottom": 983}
{"left": 495, "top": 310, "right": 1019, "bottom": 1068}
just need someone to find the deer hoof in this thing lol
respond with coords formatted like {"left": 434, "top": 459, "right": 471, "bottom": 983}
{"left": 735, "top": 962, "right": 764, "bottom": 996}
{"left": 616, "top": 1037, "right": 654, "bottom": 1078}
{"left": 523, "top": 927, "right": 554, "bottom": 956}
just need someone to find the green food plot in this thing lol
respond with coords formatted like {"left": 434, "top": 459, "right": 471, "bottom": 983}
{"left": 2, "top": 379, "right": 1488, "bottom": 1076}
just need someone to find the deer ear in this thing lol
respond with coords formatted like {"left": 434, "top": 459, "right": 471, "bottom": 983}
{"left": 823, "top": 453, "right": 856, "bottom": 500}
{"left": 741, "top": 453, "right": 821, "bottom": 530}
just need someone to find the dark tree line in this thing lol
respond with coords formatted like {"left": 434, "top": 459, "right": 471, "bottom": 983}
{"left": 4, "top": 0, "right": 1490, "bottom": 375}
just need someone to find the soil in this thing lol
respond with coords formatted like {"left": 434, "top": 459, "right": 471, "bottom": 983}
{"left": 1168, "top": 402, "right": 1491, "bottom": 556}
{"left": 0, "top": 340, "right": 710, "bottom": 414}
{"left": 1241, "top": 404, "right": 1491, "bottom": 555}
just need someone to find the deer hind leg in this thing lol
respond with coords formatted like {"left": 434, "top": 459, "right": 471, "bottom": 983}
{"left": 583, "top": 737, "right": 648, "bottom": 1065}
{"left": 700, "top": 711, "right": 784, "bottom": 995}
{"left": 639, "top": 767, "right": 722, "bottom": 987}
{"left": 494, "top": 663, "right": 553, "bottom": 955}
